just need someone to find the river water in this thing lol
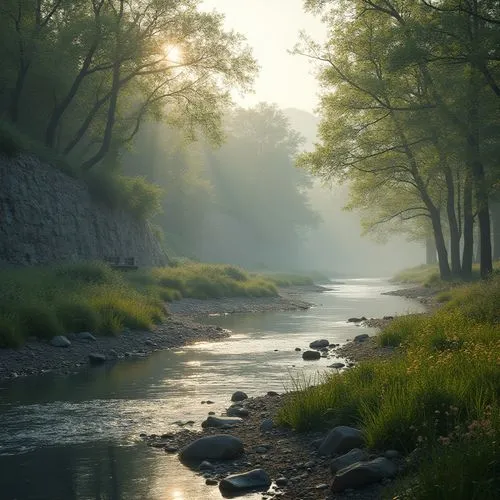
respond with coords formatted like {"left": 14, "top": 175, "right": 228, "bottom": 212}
{"left": 0, "top": 279, "right": 424, "bottom": 500}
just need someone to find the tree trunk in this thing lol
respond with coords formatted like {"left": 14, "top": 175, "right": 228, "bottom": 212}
{"left": 461, "top": 174, "right": 474, "bottom": 278}
{"left": 443, "top": 165, "right": 461, "bottom": 276}
{"left": 430, "top": 209, "right": 451, "bottom": 280}
{"left": 426, "top": 236, "right": 437, "bottom": 265}
{"left": 492, "top": 200, "right": 500, "bottom": 261}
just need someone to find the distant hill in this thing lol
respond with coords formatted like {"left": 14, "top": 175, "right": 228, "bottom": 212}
{"left": 283, "top": 108, "right": 319, "bottom": 152}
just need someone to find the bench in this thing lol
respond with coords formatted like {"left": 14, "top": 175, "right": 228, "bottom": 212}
{"left": 104, "top": 256, "right": 138, "bottom": 271}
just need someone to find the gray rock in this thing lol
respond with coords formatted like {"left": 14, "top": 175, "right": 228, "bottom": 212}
{"left": 309, "top": 339, "right": 330, "bottom": 349}
{"left": 88, "top": 353, "right": 106, "bottom": 365}
{"left": 354, "top": 334, "right": 369, "bottom": 342}
{"left": 199, "top": 460, "right": 215, "bottom": 470}
{"left": 50, "top": 336, "right": 71, "bottom": 347}
{"left": 330, "top": 448, "right": 369, "bottom": 474}
{"left": 108, "top": 349, "right": 118, "bottom": 358}
{"left": 347, "top": 317, "right": 366, "bottom": 323}
{"left": 319, "top": 426, "right": 365, "bottom": 456}
{"left": 331, "top": 457, "right": 398, "bottom": 492}
{"left": 227, "top": 407, "right": 249, "bottom": 418}
{"left": 276, "top": 477, "right": 288, "bottom": 487}
{"left": 219, "top": 469, "right": 271, "bottom": 494}
{"left": 179, "top": 435, "right": 244, "bottom": 464}
{"left": 231, "top": 391, "right": 248, "bottom": 402}
{"left": 201, "top": 416, "right": 243, "bottom": 428}
{"left": 255, "top": 446, "right": 268, "bottom": 454}
{"left": 260, "top": 418, "right": 273, "bottom": 432}
{"left": 302, "top": 350, "right": 321, "bottom": 360}
{"left": 294, "top": 347, "right": 301, "bottom": 351}
{"left": 165, "top": 446, "right": 178, "bottom": 453}
{"left": 76, "top": 331, "right": 96, "bottom": 341}
{"left": 267, "top": 391, "right": 279, "bottom": 396}
{"left": 329, "top": 362, "right": 345, "bottom": 369}
{"left": 205, "top": 478, "right": 218, "bottom": 486}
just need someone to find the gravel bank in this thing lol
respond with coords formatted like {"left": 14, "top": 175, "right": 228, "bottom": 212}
{"left": 145, "top": 392, "right": 397, "bottom": 500}
{"left": 0, "top": 287, "right": 316, "bottom": 382}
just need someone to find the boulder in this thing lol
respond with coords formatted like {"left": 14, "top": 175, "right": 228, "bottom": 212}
{"left": 318, "top": 426, "right": 365, "bottom": 456}
{"left": 88, "top": 353, "right": 106, "bottom": 365}
{"left": 219, "top": 469, "right": 271, "bottom": 494}
{"left": 76, "top": 332, "right": 96, "bottom": 341}
{"left": 331, "top": 457, "right": 397, "bottom": 492}
{"left": 302, "top": 350, "right": 321, "bottom": 360}
{"left": 50, "top": 336, "right": 71, "bottom": 347}
{"left": 328, "top": 362, "right": 345, "bottom": 369}
{"left": 179, "top": 435, "right": 244, "bottom": 464}
{"left": 330, "top": 448, "right": 369, "bottom": 474}
{"left": 227, "top": 406, "right": 249, "bottom": 418}
{"left": 201, "top": 416, "right": 243, "bottom": 428}
{"left": 231, "top": 391, "right": 248, "bottom": 402}
{"left": 309, "top": 339, "right": 330, "bottom": 349}
{"left": 354, "top": 334, "right": 369, "bottom": 342}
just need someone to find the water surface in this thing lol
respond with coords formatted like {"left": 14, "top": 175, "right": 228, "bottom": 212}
{"left": 0, "top": 279, "right": 424, "bottom": 500}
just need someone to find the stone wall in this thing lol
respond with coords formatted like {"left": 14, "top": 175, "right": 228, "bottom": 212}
{"left": 0, "top": 155, "right": 168, "bottom": 267}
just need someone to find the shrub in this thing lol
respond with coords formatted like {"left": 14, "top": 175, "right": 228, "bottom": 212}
{"left": 55, "top": 261, "right": 116, "bottom": 285}
{"left": 84, "top": 171, "right": 163, "bottom": 220}
{"left": 56, "top": 300, "right": 100, "bottom": 333}
{"left": 0, "top": 314, "right": 23, "bottom": 348}
{"left": 17, "top": 303, "right": 64, "bottom": 339}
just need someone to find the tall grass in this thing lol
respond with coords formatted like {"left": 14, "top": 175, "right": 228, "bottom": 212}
{"left": 277, "top": 276, "right": 500, "bottom": 498}
{"left": 0, "top": 261, "right": 280, "bottom": 347}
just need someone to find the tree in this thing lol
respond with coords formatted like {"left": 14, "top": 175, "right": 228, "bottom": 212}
{"left": 300, "top": 0, "right": 499, "bottom": 278}
{"left": 0, "top": 0, "right": 257, "bottom": 172}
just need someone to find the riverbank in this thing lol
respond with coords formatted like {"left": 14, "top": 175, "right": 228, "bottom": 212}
{"left": 145, "top": 391, "right": 391, "bottom": 500}
{"left": 0, "top": 288, "right": 316, "bottom": 382}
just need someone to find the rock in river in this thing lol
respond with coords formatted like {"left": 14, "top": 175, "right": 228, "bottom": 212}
{"left": 309, "top": 339, "right": 330, "bottom": 349}
{"left": 219, "top": 469, "right": 271, "bottom": 495}
{"left": 302, "top": 350, "right": 321, "bottom": 360}
{"left": 319, "top": 426, "right": 365, "bottom": 456}
{"left": 50, "top": 335, "right": 71, "bottom": 347}
{"left": 201, "top": 416, "right": 243, "bottom": 428}
{"left": 231, "top": 391, "right": 248, "bottom": 402}
{"left": 354, "top": 333, "right": 370, "bottom": 342}
{"left": 88, "top": 353, "right": 106, "bottom": 365}
{"left": 331, "top": 457, "right": 397, "bottom": 492}
{"left": 179, "top": 435, "right": 244, "bottom": 464}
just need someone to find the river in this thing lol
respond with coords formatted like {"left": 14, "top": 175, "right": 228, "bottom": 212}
{"left": 0, "top": 278, "right": 424, "bottom": 500}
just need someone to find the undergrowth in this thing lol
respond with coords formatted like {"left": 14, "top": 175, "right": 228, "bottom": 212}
{"left": 0, "top": 261, "right": 281, "bottom": 347}
{"left": 277, "top": 276, "right": 500, "bottom": 499}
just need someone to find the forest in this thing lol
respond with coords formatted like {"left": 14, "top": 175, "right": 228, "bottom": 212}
{"left": 299, "top": 0, "right": 500, "bottom": 279}
{"left": 0, "top": 0, "right": 319, "bottom": 271}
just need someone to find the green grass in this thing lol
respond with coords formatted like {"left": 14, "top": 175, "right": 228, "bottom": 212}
{"left": 259, "top": 273, "right": 315, "bottom": 287}
{"left": 0, "top": 261, "right": 280, "bottom": 347}
{"left": 277, "top": 276, "right": 500, "bottom": 497}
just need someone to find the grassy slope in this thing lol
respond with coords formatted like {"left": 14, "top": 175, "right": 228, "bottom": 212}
{"left": 0, "top": 261, "right": 313, "bottom": 348}
{"left": 277, "top": 274, "right": 500, "bottom": 499}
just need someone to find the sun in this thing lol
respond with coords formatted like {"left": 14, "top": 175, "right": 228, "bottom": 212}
{"left": 163, "top": 43, "right": 183, "bottom": 64}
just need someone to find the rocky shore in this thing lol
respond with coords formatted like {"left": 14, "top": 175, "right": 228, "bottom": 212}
{"left": 0, "top": 288, "right": 315, "bottom": 382}
{"left": 144, "top": 392, "right": 405, "bottom": 499}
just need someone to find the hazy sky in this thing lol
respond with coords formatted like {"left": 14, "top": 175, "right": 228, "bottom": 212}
{"left": 201, "top": 0, "right": 327, "bottom": 113}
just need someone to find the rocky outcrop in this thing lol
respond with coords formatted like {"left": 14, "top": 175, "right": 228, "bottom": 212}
{"left": 0, "top": 155, "right": 167, "bottom": 267}
{"left": 219, "top": 469, "right": 271, "bottom": 494}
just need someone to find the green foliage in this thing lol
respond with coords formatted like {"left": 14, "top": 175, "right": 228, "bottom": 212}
{"left": 392, "top": 265, "right": 441, "bottom": 286}
{"left": 85, "top": 172, "right": 163, "bottom": 220}
{"left": 0, "top": 120, "right": 26, "bottom": 157}
{"left": 55, "top": 300, "right": 100, "bottom": 333}
{"left": 0, "top": 314, "right": 22, "bottom": 348}
{"left": 0, "top": 261, "right": 280, "bottom": 345}
{"left": 17, "top": 303, "right": 64, "bottom": 340}
{"left": 277, "top": 278, "right": 500, "bottom": 456}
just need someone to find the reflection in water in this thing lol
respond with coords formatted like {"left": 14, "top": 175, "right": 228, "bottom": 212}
{"left": 0, "top": 280, "right": 424, "bottom": 499}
